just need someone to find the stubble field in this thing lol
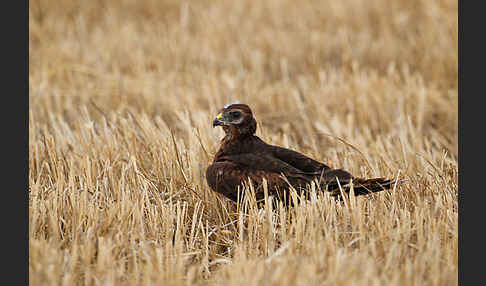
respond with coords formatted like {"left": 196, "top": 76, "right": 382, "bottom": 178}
{"left": 29, "top": 0, "right": 458, "bottom": 285}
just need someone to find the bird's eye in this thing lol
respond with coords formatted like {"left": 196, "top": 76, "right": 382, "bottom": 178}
{"left": 231, "top": 111, "right": 241, "bottom": 118}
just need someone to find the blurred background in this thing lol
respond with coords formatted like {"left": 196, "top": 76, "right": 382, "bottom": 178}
{"left": 29, "top": 0, "right": 457, "bottom": 154}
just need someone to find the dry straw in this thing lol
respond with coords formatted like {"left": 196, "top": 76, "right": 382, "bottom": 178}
{"left": 30, "top": 0, "right": 457, "bottom": 285}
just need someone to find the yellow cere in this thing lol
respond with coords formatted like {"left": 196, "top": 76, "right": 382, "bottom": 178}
{"left": 216, "top": 113, "right": 223, "bottom": 120}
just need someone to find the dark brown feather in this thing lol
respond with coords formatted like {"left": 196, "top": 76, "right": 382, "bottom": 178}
{"left": 206, "top": 104, "right": 400, "bottom": 205}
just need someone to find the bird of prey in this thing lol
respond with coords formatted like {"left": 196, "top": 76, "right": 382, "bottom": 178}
{"left": 206, "top": 103, "right": 399, "bottom": 205}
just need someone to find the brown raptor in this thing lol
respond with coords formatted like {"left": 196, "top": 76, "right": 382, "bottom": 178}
{"left": 205, "top": 104, "right": 399, "bottom": 205}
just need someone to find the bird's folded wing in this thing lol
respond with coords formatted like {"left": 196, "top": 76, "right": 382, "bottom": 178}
{"left": 267, "top": 145, "right": 331, "bottom": 173}
{"left": 217, "top": 153, "right": 311, "bottom": 176}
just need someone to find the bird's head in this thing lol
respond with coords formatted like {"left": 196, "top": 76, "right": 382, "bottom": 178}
{"left": 212, "top": 103, "right": 257, "bottom": 136}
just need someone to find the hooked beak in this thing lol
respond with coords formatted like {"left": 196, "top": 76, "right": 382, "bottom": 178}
{"left": 212, "top": 112, "right": 225, "bottom": 127}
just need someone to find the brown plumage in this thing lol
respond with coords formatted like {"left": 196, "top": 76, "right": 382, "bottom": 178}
{"left": 206, "top": 103, "right": 399, "bottom": 205}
